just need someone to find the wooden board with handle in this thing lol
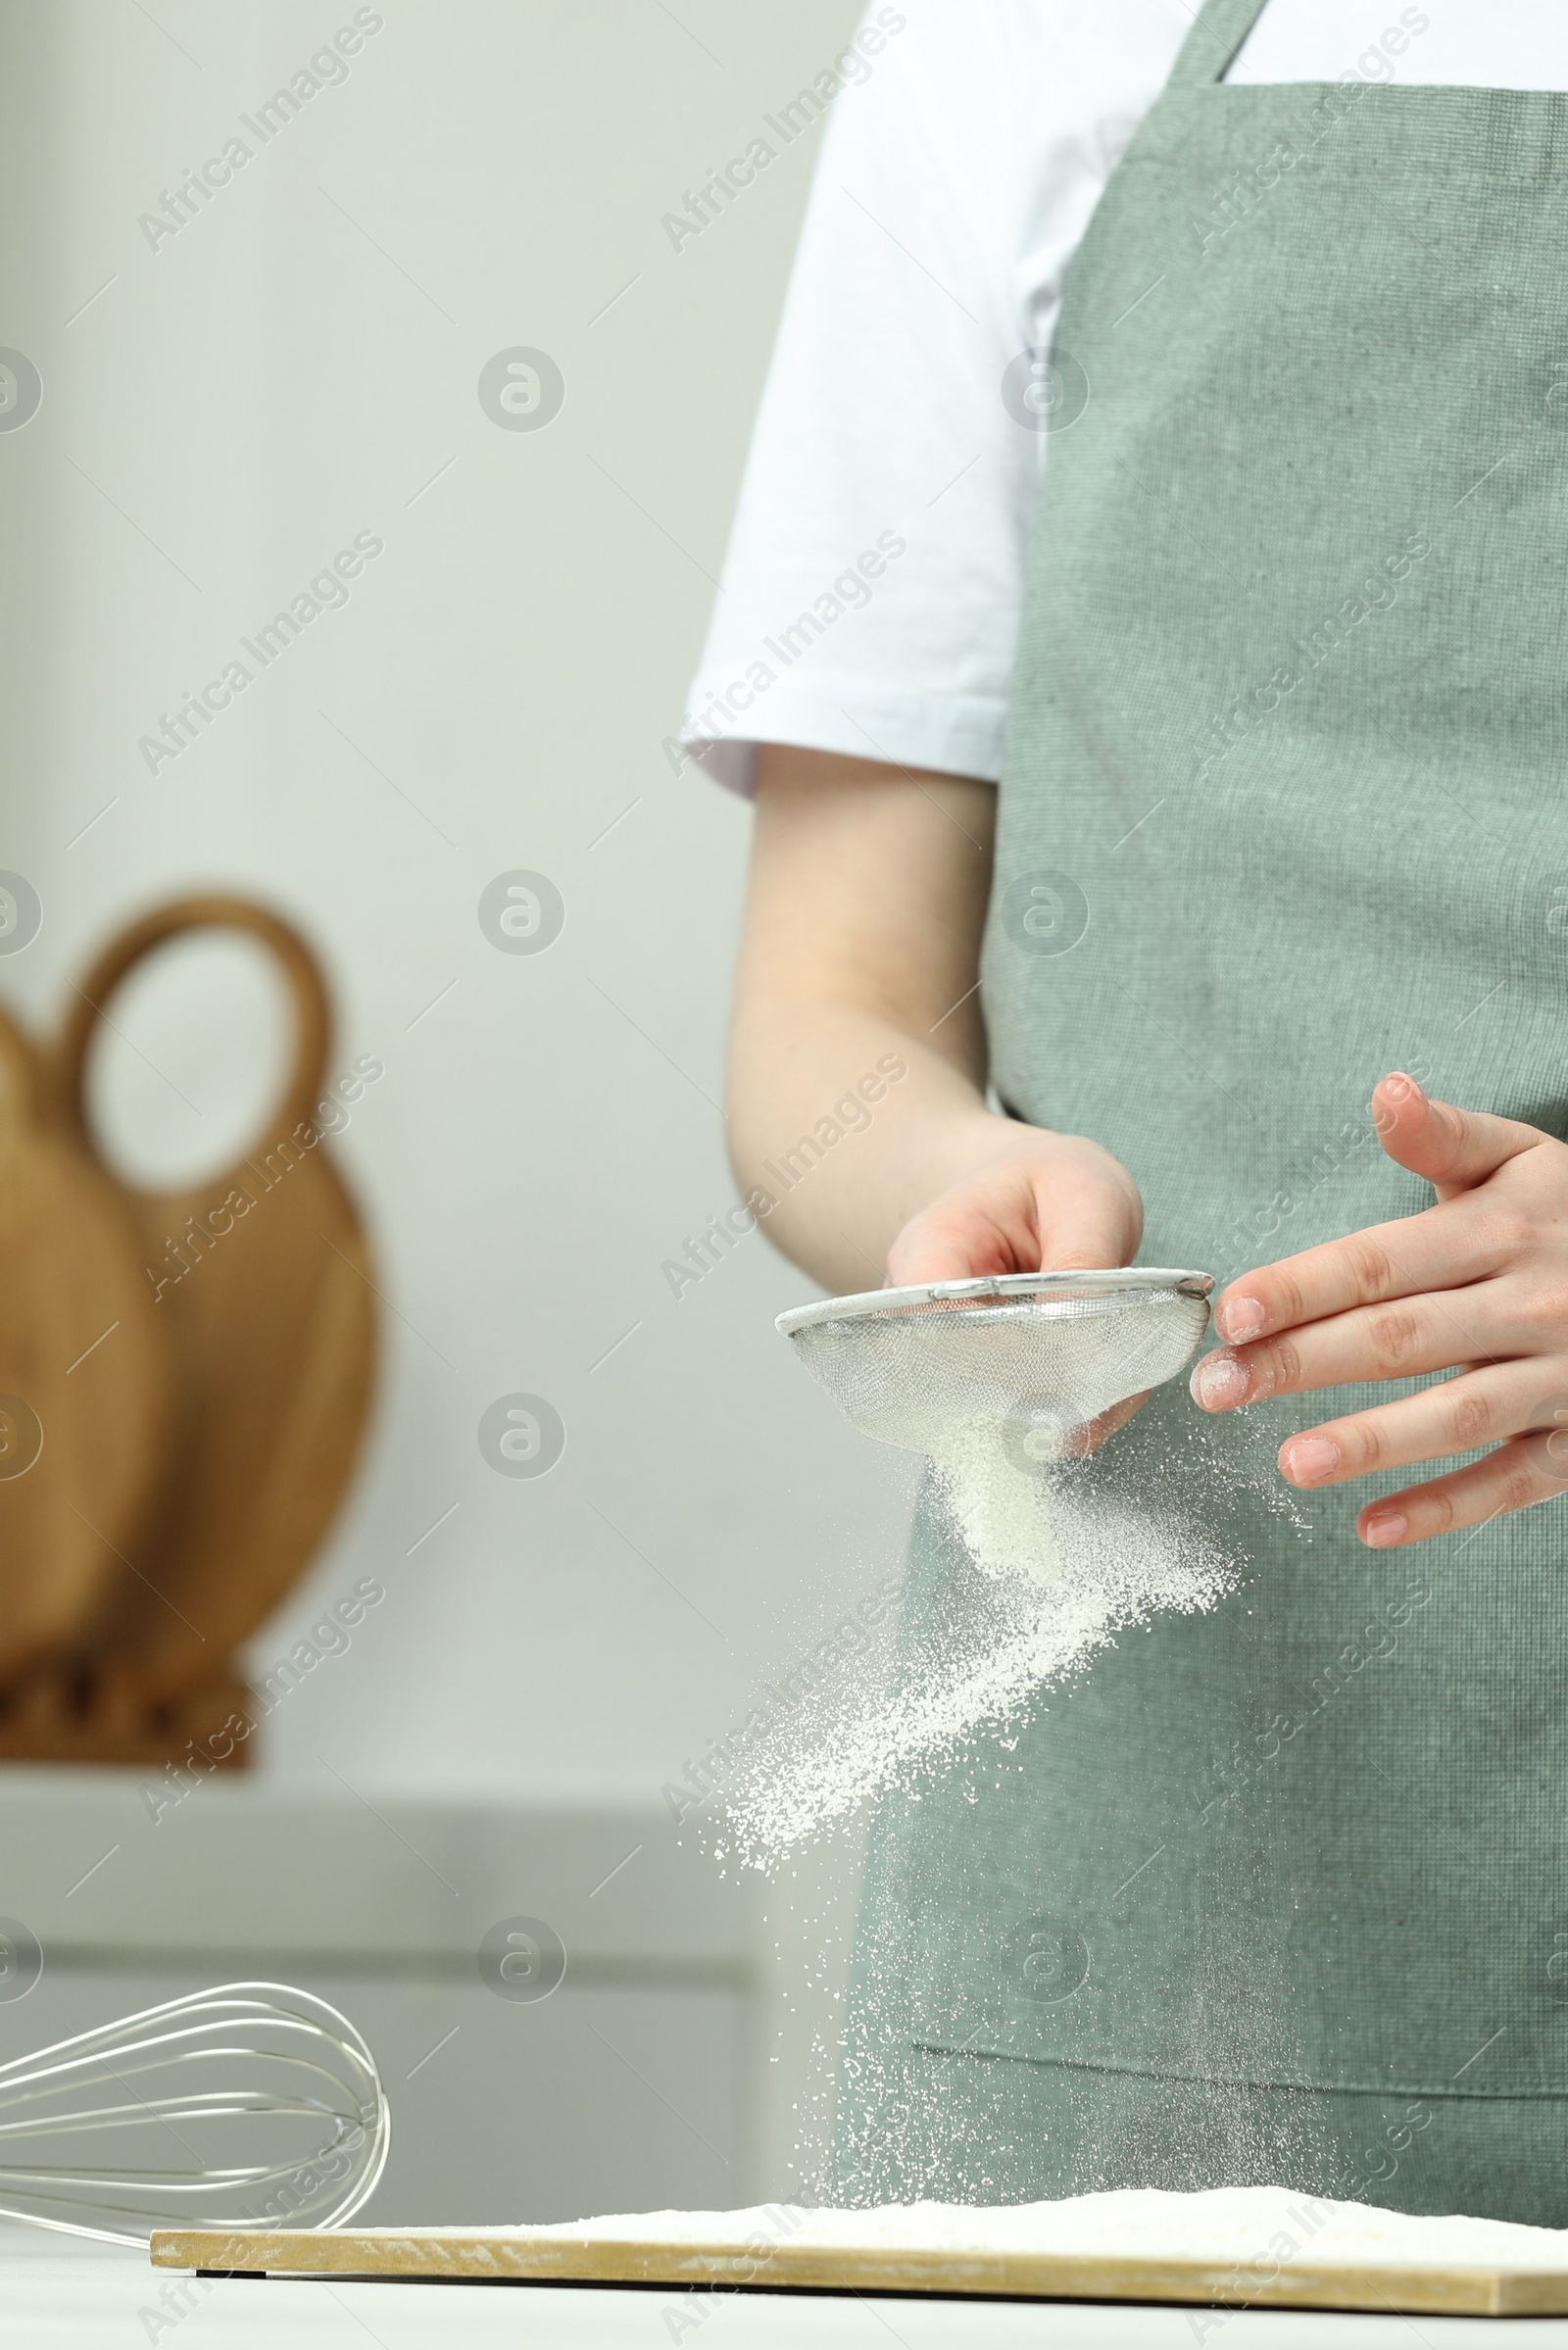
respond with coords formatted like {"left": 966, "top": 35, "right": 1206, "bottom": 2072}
{"left": 0, "top": 996, "right": 173, "bottom": 1685}
{"left": 49, "top": 896, "right": 377, "bottom": 1703}
{"left": 148, "top": 2225, "right": 1568, "bottom": 2316}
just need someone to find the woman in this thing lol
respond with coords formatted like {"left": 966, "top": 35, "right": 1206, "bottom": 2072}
{"left": 685, "top": 0, "right": 1568, "bottom": 2220}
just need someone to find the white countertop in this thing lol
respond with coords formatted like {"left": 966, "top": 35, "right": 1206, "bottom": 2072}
{"left": 9, "top": 2232, "right": 1568, "bottom": 2350}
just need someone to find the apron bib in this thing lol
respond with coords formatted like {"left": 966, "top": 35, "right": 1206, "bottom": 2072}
{"left": 838, "top": 0, "right": 1568, "bottom": 2221}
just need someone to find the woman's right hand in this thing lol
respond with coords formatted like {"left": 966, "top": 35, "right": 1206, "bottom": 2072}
{"left": 886, "top": 1120, "right": 1143, "bottom": 1286}
{"left": 887, "top": 1121, "right": 1147, "bottom": 1449}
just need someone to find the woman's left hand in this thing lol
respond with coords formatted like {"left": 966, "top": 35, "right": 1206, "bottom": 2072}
{"left": 1189, "top": 1072, "right": 1568, "bottom": 1548}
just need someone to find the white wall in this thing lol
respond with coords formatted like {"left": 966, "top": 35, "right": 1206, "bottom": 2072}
{"left": 0, "top": 0, "right": 922, "bottom": 1815}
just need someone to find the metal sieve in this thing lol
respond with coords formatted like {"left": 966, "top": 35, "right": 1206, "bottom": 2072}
{"left": 777, "top": 1268, "right": 1213, "bottom": 1466}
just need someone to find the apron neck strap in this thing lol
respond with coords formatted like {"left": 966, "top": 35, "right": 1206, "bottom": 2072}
{"left": 1166, "top": 0, "right": 1274, "bottom": 90}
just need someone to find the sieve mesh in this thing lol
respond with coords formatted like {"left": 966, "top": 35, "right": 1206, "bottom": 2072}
{"left": 778, "top": 1270, "right": 1212, "bottom": 1462}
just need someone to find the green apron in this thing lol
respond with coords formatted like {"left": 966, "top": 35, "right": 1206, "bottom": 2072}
{"left": 837, "top": 0, "right": 1568, "bottom": 2223}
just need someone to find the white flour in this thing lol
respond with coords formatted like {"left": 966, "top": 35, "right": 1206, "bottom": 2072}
{"left": 510, "top": 2186, "right": 1568, "bottom": 2268}
{"left": 926, "top": 1412, "right": 1068, "bottom": 1582}
{"left": 714, "top": 1438, "right": 1244, "bottom": 1870}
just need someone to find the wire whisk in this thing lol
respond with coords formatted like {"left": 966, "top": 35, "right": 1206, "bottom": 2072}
{"left": 0, "top": 1982, "right": 389, "bottom": 2244}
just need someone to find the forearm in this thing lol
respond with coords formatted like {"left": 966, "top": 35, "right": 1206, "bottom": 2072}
{"left": 728, "top": 987, "right": 1009, "bottom": 1294}
{"left": 727, "top": 747, "right": 1143, "bottom": 1296}
{"left": 727, "top": 747, "right": 1012, "bottom": 1294}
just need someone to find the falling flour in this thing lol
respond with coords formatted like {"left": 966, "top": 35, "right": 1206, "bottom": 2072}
{"left": 508, "top": 2185, "right": 1568, "bottom": 2269}
{"left": 712, "top": 1415, "right": 1262, "bottom": 1871}
{"left": 926, "top": 1410, "right": 1069, "bottom": 1583}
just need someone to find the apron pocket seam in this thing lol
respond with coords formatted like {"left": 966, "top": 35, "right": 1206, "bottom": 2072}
{"left": 912, "top": 2042, "right": 1568, "bottom": 2102}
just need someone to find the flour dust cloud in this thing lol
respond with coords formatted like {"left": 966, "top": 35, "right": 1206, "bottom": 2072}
{"left": 713, "top": 1411, "right": 1289, "bottom": 1874}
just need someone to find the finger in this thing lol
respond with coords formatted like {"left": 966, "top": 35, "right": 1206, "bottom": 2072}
{"left": 1040, "top": 1179, "right": 1142, "bottom": 1274}
{"left": 887, "top": 1197, "right": 1018, "bottom": 1283}
{"left": 1067, "top": 1389, "right": 1149, "bottom": 1456}
{"left": 1211, "top": 1194, "right": 1509, "bottom": 1346}
{"left": 886, "top": 1162, "right": 1136, "bottom": 1285}
{"left": 1373, "top": 1071, "right": 1543, "bottom": 1200}
{"left": 1274, "top": 1361, "right": 1559, "bottom": 1491}
{"left": 887, "top": 1157, "right": 1054, "bottom": 1281}
{"left": 1191, "top": 1282, "right": 1520, "bottom": 1413}
{"left": 1356, "top": 1426, "right": 1568, "bottom": 1549}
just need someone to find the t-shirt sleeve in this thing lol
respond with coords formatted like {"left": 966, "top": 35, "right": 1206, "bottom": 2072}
{"left": 679, "top": 0, "right": 1050, "bottom": 795}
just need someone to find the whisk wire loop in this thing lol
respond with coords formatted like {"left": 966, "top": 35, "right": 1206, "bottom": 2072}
{"left": 0, "top": 1981, "right": 388, "bottom": 2244}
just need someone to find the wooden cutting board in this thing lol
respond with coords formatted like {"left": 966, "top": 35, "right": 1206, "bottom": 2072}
{"left": 49, "top": 896, "right": 377, "bottom": 1702}
{"left": 147, "top": 2226, "right": 1568, "bottom": 2315}
{"left": 0, "top": 995, "right": 173, "bottom": 1682}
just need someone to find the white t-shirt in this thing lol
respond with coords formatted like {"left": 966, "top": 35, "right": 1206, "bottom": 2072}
{"left": 681, "top": 0, "right": 1568, "bottom": 794}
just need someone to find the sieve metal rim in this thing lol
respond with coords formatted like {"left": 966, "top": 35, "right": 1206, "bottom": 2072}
{"left": 775, "top": 1267, "right": 1213, "bottom": 1339}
